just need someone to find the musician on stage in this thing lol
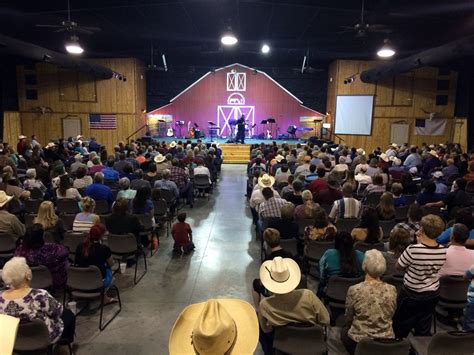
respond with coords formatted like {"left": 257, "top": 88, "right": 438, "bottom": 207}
{"left": 236, "top": 114, "right": 246, "bottom": 144}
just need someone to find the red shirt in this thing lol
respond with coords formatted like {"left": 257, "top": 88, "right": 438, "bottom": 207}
{"left": 308, "top": 178, "right": 327, "bottom": 195}
{"left": 171, "top": 222, "right": 192, "bottom": 246}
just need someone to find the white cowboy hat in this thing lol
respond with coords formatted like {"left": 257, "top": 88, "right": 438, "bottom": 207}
{"left": 76, "top": 135, "right": 84, "bottom": 140}
{"left": 45, "top": 142, "right": 56, "bottom": 149}
{"left": 0, "top": 191, "right": 13, "bottom": 208}
{"left": 428, "top": 144, "right": 435, "bottom": 149}
{"left": 154, "top": 154, "right": 166, "bottom": 163}
{"left": 18, "top": 135, "right": 26, "bottom": 140}
{"left": 74, "top": 153, "right": 82, "bottom": 160}
{"left": 379, "top": 153, "right": 389, "bottom": 162}
{"left": 428, "top": 150, "right": 439, "bottom": 158}
{"left": 356, "top": 148, "right": 366, "bottom": 156}
{"left": 275, "top": 154, "right": 284, "bottom": 163}
{"left": 392, "top": 158, "right": 402, "bottom": 166}
{"left": 409, "top": 167, "right": 418, "bottom": 174}
{"left": 258, "top": 174, "right": 275, "bottom": 188}
{"left": 260, "top": 257, "right": 301, "bottom": 295}
{"left": 169, "top": 299, "right": 258, "bottom": 355}
{"left": 169, "top": 141, "right": 177, "bottom": 148}
{"left": 433, "top": 171, "right": 444, "bottom": 179}
{"left": 391, "top": 143, "right": 398, "bottom": 148}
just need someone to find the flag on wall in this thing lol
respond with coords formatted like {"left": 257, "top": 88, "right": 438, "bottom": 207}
{"left": 88, "top": 114, "right": 117, "bottom": 129}
{"left": 414, "top": 118, "right": 446, "bottom": 136}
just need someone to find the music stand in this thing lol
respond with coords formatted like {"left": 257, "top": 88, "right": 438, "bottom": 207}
{"left": 267, "top": 118, "right": 276, "bottom": 139}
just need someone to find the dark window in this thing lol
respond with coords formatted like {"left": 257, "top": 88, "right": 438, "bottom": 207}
{"left": 436, "top": 79, "right": 449, "bottom": 91}
{"left": 438, "top": 68, "right": 450, "bottom": 76}
{"left": 24, "top": 74, "right": 37, "bottom": 85}
{"left": 436, "top": 94, "right": 448, "bottom": 106}
{"left": 25, "top": 89, "right": 38, "bottom": 100}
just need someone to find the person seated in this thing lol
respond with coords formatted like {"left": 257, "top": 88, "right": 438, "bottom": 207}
{"left": 391, "top": 182, "right": 407, "bottom": 207}
{"left": 0, "top": 257, "right": 75, "bottom": 346}
{"left": 154, "top": 169, "right": 180, "bottom": 204}
{"left": 84, "top": 172, "right": 114, "bottom": 206}
{"left": 0, "top": 191, "right": 25, "bottom": 240}
{"left": 308, "top": 166, "right": 328, "bottom": 195}
{"left": 464, "top": 162, "right": 474, "bottom": 181}
{"left": 364, "top": 174, "right": 386, "bottom": 196}
{"left": 34, "top": 201, "right": 65, "bottom": 243}
{"left": 416, "top": 180, "right": 443, "bottom": 206}
{"left": 102, "top": 158, "right": 120, "bottom": 182}
{"left": 1, "top": 170, "right": 31, "bottom": 200}
{"left": 294, "top": 190, "right": 318, "bottom": 220}
{"left": 305, "top": 207, "right": 337, "bottom": 242}
{"left": 355, "top": 166, "right": 372, "bottom": 186}
{"left": 382, "top": 227, "right": 411, "bottom": 276}
{"left": 257, "top": 187, "right": 289, "bottom": 219}
{"left": 319, "top": 231, "right": 365, "bottom": 295}
{"left": 14, "top": 224, "right": 69, "bottom": 289}
{"left": 432, "top": 171, "right": 448, "bottom": 195}
{"left": 250, "top": 174, "right": 281, "bottom": 210}
{"left": 334, "top": 156, "right": 349, "bottom": 173}
{"left": 376, "top": 192, "right": 396, "bottom": 221}
{"left": 438, "top": 223, "right": 474, "bottom": 276}
{"left": 464, "top": 265, "right": 474, "bottom": 332}
{"left": 119, "top": 163, "right": 136, "bottom": 182}
{"left": 342, "top": 250, "right": 397, "bottom": 355}
{"left": 280, "top": 174, "right": 294, "bottom": 197}
{"left": 388, "top": 158, "right": 404, "bottom": 180}
{"left": 304, "top": 164, "right": 318, "bottom": 185}
{"left": 105, "top": 198, "right": 147, "bottom": 247}
{"left": 329, "top": 183, "right": 361, "bottom": 223}
{"left": 74, "top": 224, "right": 117, "bottom": 300}
{"left": 274, "top": 164, "right": 290, "bottom": 184}
{"left": 73, "top": 197, "right": 100, "bottom": 233}
{"left": 352, "top": 207, "right": 383, "bottom": 243}
{"left": 73, "top": 166, "right": 93, "bottom": 190}
{"left": 366, "top": 157, "right": 381, "bottom": 177}
{"left": 258, "top": 257, "right": 330, "bottom": 354}
{"left": 314, "top": 175, "right": 343, "bottom": 206}
{"left": 70, "top": 154, "right": 87, "bottom": 174}
{"left": 131, "top": 186, "right": 155, "bottom": 235}
{"left": 130, "top": 169, "right": 151, "bottom": 191}
{"left": 193, "top": 159, "right": 212, "bottom": 185}
{"left": 143, "top": 162, "right": 161, "bottom": 186}
{"left": 437, "top": 208, "right": 474, "bottom": 248}
{"left": 56, "top": 174, "right": 81, "bottom": 201}
{"left": 171, "top": 212, "right": 195, "bottom": 254}
{"left": 23, "top": 168, "right": 47, "bottom": 194}
{"left": 266, "top": 203, "right": 299, "bottom": 240}
{"left": 116, "top": 177, "right": 136, "bottom": 200}
{"left": 442, "top": 158, "right": 459, "bottom": 178}
{"left": 425, "top": 178, "right": 472, "bottom": 219}
{"left": 283, "top": 180, "right": 304, "bottom": 205}
{"left": 169, "top": 159, "right": 194, "bottom": 208}
{"left": 393, "top": 214, "right": 446, "bottom": 338}
{"left": 354, "top": 155, "right": 369, "bottom": 175}
{"left": 88, "top": 156, "right": 104, "bottom": 175}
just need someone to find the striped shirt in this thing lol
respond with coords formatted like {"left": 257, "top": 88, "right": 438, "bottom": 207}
{"left": 398, "top": 243, "right": 447, "bottom": 292}
{"left": 329, "top": 197, "right": 361, "bottom": 222}
{"left": 73, "top": 212, "right": 99, "bottom": 233}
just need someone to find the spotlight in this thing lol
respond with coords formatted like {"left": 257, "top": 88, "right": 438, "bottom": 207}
{"left": 123, "top": 76, "right": 127, "bottom": 82}
{"left": 221, "top": 32, "right": 238, "bottom": 46}
{"left": 344, "top": 76, "right": 355, "bottom": 84}
{"left": 261, "top": 44, "right": 270, "bottom": 54}
{"left": 377, "top": 39, "right": 395, "bottom": 58}
{"left": 65, "top": 35, "right": 84, "bottom": 55}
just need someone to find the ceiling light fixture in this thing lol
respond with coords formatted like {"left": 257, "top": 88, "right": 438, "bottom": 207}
{"left": 65, "top": 35, "right": 84, "bottom": 54}
{"left": 261, "top": 44, "right": 270, "bottom": 54}
{"left": 221, "top": 32, "right": 238, "bottom": 46}
{"left": 377, "top": 39, "right": 395, "bottom": 58}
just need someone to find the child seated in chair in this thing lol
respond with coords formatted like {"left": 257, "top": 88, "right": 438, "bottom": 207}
{"left": 171, "top": 213, "right": 195, "bottom": 254}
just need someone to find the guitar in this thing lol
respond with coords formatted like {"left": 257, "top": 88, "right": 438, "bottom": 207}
{"left": 266, "top": 129, "right": 272, "bottom": 139}
{"left": 167, "top": 128, "right": 174, "bottom": 137}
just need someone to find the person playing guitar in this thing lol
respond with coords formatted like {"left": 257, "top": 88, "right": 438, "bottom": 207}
{"left": 236, "top": 114, "right": 246, "bottom": 144}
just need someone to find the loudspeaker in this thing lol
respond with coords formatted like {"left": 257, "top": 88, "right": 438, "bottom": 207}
{"left": 287, "top": 125, "right": 297, "bottom": 134}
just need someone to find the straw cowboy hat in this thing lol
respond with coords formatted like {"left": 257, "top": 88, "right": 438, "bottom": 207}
{"left": 275, "top": 154, "right": 284, "bottom": 163}
{"left": 18, "top": 135, "right": 26, "bottom": 140}
{"left": 169, "top": 141, "right": 177, "bottom": 148}
{"left": 0, "top": 191, "right": 13, "bottom": 208}
{"left": 356, "top": 148, "right": 366, "bottom": 156}
{"left": 260, "top": 257, "right": 301, "bottom": 294}
{"left": 379, "top": 153, "right": 389, "bottom": 162}
{"left": 391, "top": 143, "right": 398, "bottom": 148}
{"left": 76, "top": 135, "right": 84, "bottom": 140}
{"left": 169, "top": 299, "right": 258, "bottom": 355}
{"left": 45, "top": 142, "right": 56, "bottom": 149}
{"left": 154, "top": 154, "right": 166, "bottom": 163}
{"left": 258, "top": 174, "right": 275, "bottom": 188}
{"left": 428, "top": 150, "right": 439, "bottom": 158}
{"left": 0, "top": 314, "right": 20, "bottom": 354}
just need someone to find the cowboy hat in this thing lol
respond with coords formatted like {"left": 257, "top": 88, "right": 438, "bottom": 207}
{"left": 18, "top": 135, "right": 26, "bottom": 140}
{"left": 74, "top": 153, "right": 82, "bottom": 160}
{"left": 433, "top": 171, "right": 444, "bottom": 179}
{"left": 260, "top": 257, "right": 301, "bottom": 295}
{"left": 428, "top": 144, "right": 435, "bottom": 149}
{"left": 379, "top": 153, "right": 389, "bottom": 162}
{"left": 169, "top": 299, "right": 258, "bottom": 355}
{"left": 275, "top": 154, "right": 284, "bottom": 163}
{"left": 258, "top": 174, "right": 275, "bottom": 188}
{"left": 0, "top": 191, "right": 13, "bottom": 208}
{"left": 391, "top": 143, "right": 398, "bottom": 148}
{"left": 154, "top": 154, "right": 166, "bottom": 163}
{"left": 76, "top": 135, "right": 84, "bottom": 140}
{"left": 169, "top": 141, "right": 177, "bottom": 148}
{"left": 356, "top": 148, "right": 366, "bottom": 156}
{"left": 392, "top": 158, "right": 402, "bottom": 166}
{"left": 428, "top": 150, "right": 439, "bottom": 158}
{"left": 0, "top": 314, "right": 20, "bottom": 355}
{"left": 409, "top": 167, "right": 418, "bottom": 174}
{"left": 45, "top": 142, "right": 56, "bottom": 149}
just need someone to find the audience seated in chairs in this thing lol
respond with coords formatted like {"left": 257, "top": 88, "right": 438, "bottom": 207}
{"left": 319, "top": 231, "right": 364, "bottom": 296}
{"left": 376, "top": 192, "right": 396, "bottom": 221}
{"left": 34, "top": 201, "right": 66, "bottom": 242}
{"left": 426, "top": 178, "right": 472, "bottom": 219}
{"left": 73, "top": 196, "right": 100, "bottom": 233}
{"left": 56, "top": 174, "right": 81, "bottom": 201}
{"left": 266, "top": 203, "right": 299, "bottom": 240}
{"left": 23, "top": 168, "right": 47, "bottom": 194}
{"left": 393, "top": 203, "right": 423, "bottom": 243}
{"left": 294, "top": 190, "right": 318, "bottom": 220}
{"left": 391, "top": 182, "right": 407, "bottom": 207}
{"left": 416, "top": 180, "right": 444, "bottom": 206}
{"left": 0, "top": 257, "right": 76, "bottom": 347}
{"left": 84, "top": 172, "right": 114, "bottom": 207}
{"left": 154, "top": 169, "right": 179, "bottom": 206}
{"left": 382, "top": 227, "right": 411, "bottom": 276}
{"left": 341, "top": 249, "right": 397, "bottom": 355}
{"left": 116, "top": 177, "right": 136, "bottom": 200}
{"left": 257, "top": 256, "right": 330, "bottom": 355}
{"left": 106, "top": 198, "right": 148, "bottom": 247}
{"left": 438, "top": 223, "right": 474, "bottom": 276}
{"left": 304, "top": 207, "right": 337, "bottom": 242}
{"left": 437, "top": 207, "right": 474, "bottom": 248}
{"left": 283, "top": 179, "right": 304, "bottom": 205}
{"left": 73, "top": 166, "right": 93, "bottom": 190}
{"left": 351, "top": 207, "right": 384, "bottom": 243}
{"left": 314, "top": 175, "right": 343, "bottom": 206}
{"left": 0, "top": 190, "right": 25, "bottom": 240}
{"left": 329, "top": 183, "right": 361, "bottom": 223}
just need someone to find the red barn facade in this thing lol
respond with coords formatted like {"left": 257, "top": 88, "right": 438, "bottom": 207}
{"left": 148, "top": 63, "right": 323, "bottom": 138}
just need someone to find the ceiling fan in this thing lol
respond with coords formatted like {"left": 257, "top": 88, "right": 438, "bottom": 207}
{"left": 35, "top": 0, "right": 101, "bottom": 35}
{"left": 340, "top": 0, "right": 392, "bottom": 38}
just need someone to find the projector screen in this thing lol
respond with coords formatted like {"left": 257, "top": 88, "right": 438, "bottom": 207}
{"left": 334, "top": 95, "right": 374, "bottom": 135}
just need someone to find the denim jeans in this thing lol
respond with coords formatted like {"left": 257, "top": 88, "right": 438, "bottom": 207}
{"left": 463, "top": 302, "right": 474, "bottom": 331}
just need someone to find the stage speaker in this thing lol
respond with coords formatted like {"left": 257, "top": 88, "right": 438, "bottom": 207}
{"left": 287, "top": 125, "right": 297, "bottom": 134}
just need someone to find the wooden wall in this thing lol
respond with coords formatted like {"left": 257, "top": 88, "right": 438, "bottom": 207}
{"left": 326, "top": 60, "right": 458, "bottom": 151}
{"left": 6, "top": 57, "right": 146, "bottom": 151}
{"left": 2, "top": 111, "right": 21, "bottom": 147}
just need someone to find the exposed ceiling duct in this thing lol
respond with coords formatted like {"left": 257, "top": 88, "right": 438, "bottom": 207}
{"left": 360, "top": 35, "right": 474, "bottom": 83}
{"left": 0, "top": 34, "right": 113, "bottom": 79}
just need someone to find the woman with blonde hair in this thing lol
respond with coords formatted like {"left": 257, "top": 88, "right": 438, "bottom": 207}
{"left": 294, "top": 190, "right": 319, "bottom": 220}
{"left": 72, "top": 197, "right": 100, "bottom": 232}
{"left": 377, "top": 192, "right": 396, "bottom": 221}
{"left": 34, "top": 201, "right": 65, "bottom": 242}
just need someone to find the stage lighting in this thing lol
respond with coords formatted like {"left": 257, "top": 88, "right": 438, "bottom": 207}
{"left": 287, "top": 125, "right": 297, "bottom": 134}
{"left": 344, "top": 76, "right": 355, "bottom": 84}
{"left": 221, "top": 33, "right": 238, "bottom": 46}
{"left": 65, "top": 35, "right": 84, "bottom": 55}
{"left": 377, "top": 39, "right": 395, "bottom": 58}
{"left": 261, "top": 44, "right": 270, "bottom": 54}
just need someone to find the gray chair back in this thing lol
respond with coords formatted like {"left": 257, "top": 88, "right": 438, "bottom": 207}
{"left": 59, "top": 213, "right": 76, "bottom": 231}
{"left": 0, "top": 235, "right": 16, "bottom": 258}
{"left": 395, "top": 205, "right": 409, "bottom": 221}
{"left": 108, "top": 233, "right": 137, "bottom": 255}
{"left": 63, "top": 231, "right": 86, "bottom": 256}
{"left": 304, "top": 241, "right": 334, "bottom": 262}
{"left": 14, "top": 320, "right": 51, "bottom": 352}
{"left": 439, "top": 276, "right": 470, "bottom": 305}
{"left": 160, "top": 189, "right": 176, "bottom": 205}
{"left": 427, "top": 331, "right": 474, "bottom": 355}
{"left": 273, "top": 324, "right": 326, "bottom": 355}
{"left": 29, "top": 188, "right": 44, "bottom": 200}
{"left": 133, "top": 214, "right": 153, "bottom": 231}
{"left": 380, "top": 219, "right": 397, "bottom": 238}
{"left": 354, "top": 241, "right": 385, "bottom": 253}
{"left": 67, "top": 265, "right": 103, "bottom": 291}
{"left": 326, "top": 276, "right": 364, "bottom": 304}
{"left": 194, "top": 174, "right": 211, "bottom": 189}
{"left": 94, "top": 200, "right": 110, "bottom": 215}
{"left": 279, "top": 238, "right": 298, "bottom": 256}
{"left": 23, "top": 199, "right": 42, "bottom": 214}
{"left": 57, "top": 199, "right": 81, "bottom": 214}
{"left": 153, "top": 199, "right": 168, "bottom": 217}
{"left": 355, "top": 338, "right": 410, "bottom": 355}
{"left": 297, "top": 219, "right": 314, "bottom": 237}
{"left": 364, "top": 192, "right": 383, "bottom": 207}
{"left": 335, "top": 218, "right": 359, "bottom": 233}
{"left": 30, "top": 265, "right": 53, "bottom": 290}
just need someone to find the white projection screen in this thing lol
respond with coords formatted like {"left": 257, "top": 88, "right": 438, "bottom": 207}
{"left": 334, "top": 95, "right": 374, "bottom": 135}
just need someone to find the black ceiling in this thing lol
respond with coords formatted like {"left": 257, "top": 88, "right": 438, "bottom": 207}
{"left": 1, "top": 0, "right": 473, "bottom": 71}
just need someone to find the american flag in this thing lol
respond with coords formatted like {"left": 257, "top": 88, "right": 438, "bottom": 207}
{"left": 88, "top": 114, "right": 117, "bottom": 129}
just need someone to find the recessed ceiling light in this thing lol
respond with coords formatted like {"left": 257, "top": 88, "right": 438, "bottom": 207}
{"left": 221, "top": 33, "right": 238, "bottom": 46}
{"left": 261, "top": 44, "right": 270, "bottom": 54}
{"left": 65, "top": 35, "right": 84, "bottom": 54}
{"left": 377, "top": 39, "right": 395, "bottom": 58}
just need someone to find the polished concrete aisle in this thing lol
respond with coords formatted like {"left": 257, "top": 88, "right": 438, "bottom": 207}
{"left": 76, "top": 164, "right": 263, "bottom": 354}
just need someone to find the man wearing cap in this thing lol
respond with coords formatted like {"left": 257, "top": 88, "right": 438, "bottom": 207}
{"left": 385, "top": 143, "right": 398, "bottom": 158}
{"left": 0, "top": 191, "right": 25, "bottom": 240}
{"left": 249, "top": 174, "right": 280, "bottom": 210}
{"left": 70, "top": 154, "right": 87, "bottom": 174}
{"left": 258, "top": 257, "right": 330, "bottom": 353}
{"left": 432, "top": 171, "right": 448, "bottom": 195}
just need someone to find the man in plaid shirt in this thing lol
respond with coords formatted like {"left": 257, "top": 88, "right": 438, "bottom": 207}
{"left": 169, "top": 159, "right": 194, "bottom": 207}
{"left": 393, "top": 204, "right": 423, "bottom": 243}
{"left": 258, "top": 187, "right": 291, "bottom": 219}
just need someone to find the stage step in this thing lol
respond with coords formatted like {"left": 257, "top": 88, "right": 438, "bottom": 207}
{"left": 220, "top": 144, "right": 250, "bottom": 164}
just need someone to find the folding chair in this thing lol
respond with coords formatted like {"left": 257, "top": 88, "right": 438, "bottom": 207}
{"left": 395, "top": 205, "right": 409, "bottom": 221}
{"left": 410, "top": 331, "right": 474, "bottom": 355}
{"left": 153, "top": 199, "right": 172, "bottom": 237}
{"left": 297, "top": 219, "right": 314, "bottom": 238}
{"left": 30, "top": 265, "right": 53, "bottom": 290}
{"left": 108, "top": 233, "right": 148, "bottom": 285}
{"left": 380, "top": 219, "right": 397, "bottom": 239}
{"left": 273, "top": 323, "right": 327, "bottom": 355}
{"left": 325, "top": 276, "right": 364, "bottom": 325}
{"left": 355, "top": 338, "right": 410, "bottom": 355}
{"left": 65, "top": 266, "right": 121, "bottom": 331}
{"left": 94, "top": 200, "right": 110, "bottom": 215}
{"left": 24, "top": 214, "right": 37, "bottom": 228}
{"left": 278, "top": 238, "right": 298, "bottom": 257}
{"left": 63, "top": 231, "right": 86, "bottom": 261}
{"left": 14, "top": 320, "right": 53, "bottom": 354}
{"left": 364, "top": 192, "right": 383, "bottom": 207}
{"left": 56, "top": 199, "right": 81, "bottom": 214}
{"left": 194, "top": 174, "right": 212, "bottom": 200}
{"left": 133, "top": 213, "right": 155, "bottom": 255}
{"left": 59, "top": 214, "right": 76, "bottom": 231}
{"left": 304, "top": 240, "right": 334, "bottom": 278}
{"left": 0, "top": 234, "right": 16, "bottom": 265}
{"left": 335, "top": 218, "right": 359, "bottom": 233}
{"left": 23, "top": 199, "right": 42, "bottom": 214}
{"left": 382, "top": 274, "right": 404, "bottom": 295}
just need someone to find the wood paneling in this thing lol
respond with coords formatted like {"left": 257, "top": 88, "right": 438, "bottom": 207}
{"left": 2, "top": 111, "right": 22, "bottom": 146}
{"left": 326, "top": 60, "right": 458, "bottom": 151}
{"left": 14, "top": 58, "right": 146, "bottom": 151}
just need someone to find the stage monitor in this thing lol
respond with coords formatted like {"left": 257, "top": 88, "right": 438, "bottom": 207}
{"left": 334, "top": 95, "right": 374, "bottom": 135}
